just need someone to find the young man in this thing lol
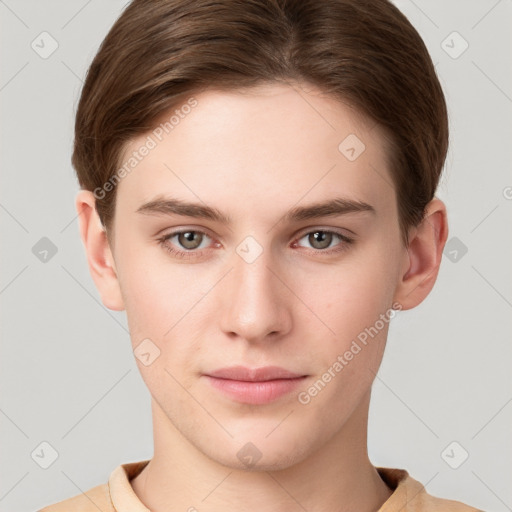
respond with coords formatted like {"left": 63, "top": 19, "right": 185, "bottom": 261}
{"left": 40, "top": 0, "right": 481, "bottom": 510}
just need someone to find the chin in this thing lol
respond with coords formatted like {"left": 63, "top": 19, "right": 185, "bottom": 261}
{"left": 206, "top": 437, "right": 314, "bottom": 473}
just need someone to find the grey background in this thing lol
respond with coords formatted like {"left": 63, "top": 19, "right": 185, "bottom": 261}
{"left": 1, "top": 1, "right": 511, "bottom": 510}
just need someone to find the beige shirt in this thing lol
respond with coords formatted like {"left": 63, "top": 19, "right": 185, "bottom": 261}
{"left": 39, "top": 459, "right": 482, "bottom": 511}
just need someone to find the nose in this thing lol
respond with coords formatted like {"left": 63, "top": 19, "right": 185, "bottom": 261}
{"left": 218, "top": 243, "right": 293, "bottom": 343}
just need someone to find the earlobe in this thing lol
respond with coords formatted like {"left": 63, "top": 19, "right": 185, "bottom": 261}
{"left": 75, "top": 190, "right": 125, "bottom": 311}
{"left": 393, "top": 198, "right": 449, "bottom": 310}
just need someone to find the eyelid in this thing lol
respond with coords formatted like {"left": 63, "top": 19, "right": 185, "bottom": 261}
{"left": 295, "top": 225, "right": 354, "bottom": 238}
{"left": 159, "top": 225, "right": 353, "bottom": 243}
{"left": 156, "top": 224, "right": 214, "bottom": 238}
{"left": 160, "top": 228, "right": 217, "bottom": 247}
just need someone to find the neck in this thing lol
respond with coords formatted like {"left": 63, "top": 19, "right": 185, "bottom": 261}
{"left": 131, "top": 391, "right": 392, "bottom": 512}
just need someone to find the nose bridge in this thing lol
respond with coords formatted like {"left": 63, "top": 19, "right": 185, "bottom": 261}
{"left": 218, "top": 237, "right": 291, "bottom": 341}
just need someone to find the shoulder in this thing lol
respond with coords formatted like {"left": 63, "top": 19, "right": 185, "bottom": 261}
{"left": 38, "top": 483, "right": 113, "bottom": 512}
{"left": 36, "top": 459, "right": 150, "bottom": 512}
{"left": 378, "top": 467, "right": 484, "bottom": 512}
{"left": 404, "top": 486, "right": 483, "bottom": 512}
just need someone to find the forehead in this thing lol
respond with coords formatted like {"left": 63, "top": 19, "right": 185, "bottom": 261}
{"left": 115, "top": 83, "right": 396, "bottom": 220}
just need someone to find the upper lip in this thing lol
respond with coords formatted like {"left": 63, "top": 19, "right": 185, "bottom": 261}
{"left": 205, "top": 366, "right": 306, "bottom": 382}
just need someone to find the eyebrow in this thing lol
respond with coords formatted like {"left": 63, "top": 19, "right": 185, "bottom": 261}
{"left": 136, "top": 196, "right": 376, "bottom": 223}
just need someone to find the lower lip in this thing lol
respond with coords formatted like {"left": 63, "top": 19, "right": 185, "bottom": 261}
{"left": 204, "top": 375, "right": 307, "bottom": 404}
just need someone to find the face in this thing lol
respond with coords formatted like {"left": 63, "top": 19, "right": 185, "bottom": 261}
{"left": 108, "top": 83, "right": 408, "bottom": 470}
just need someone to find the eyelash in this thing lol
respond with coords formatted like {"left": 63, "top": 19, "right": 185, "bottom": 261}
{"left": 157, "top": 228, "right": 355, "bottom": 260}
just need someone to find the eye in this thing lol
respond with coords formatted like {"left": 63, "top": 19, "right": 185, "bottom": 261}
{"left": 157, "top": 227, "right": 355, "bottom": 260}
{"left": 294, "top": 229, "right": 354, "bottom": 254}
{"left": 171, "top": 230, "right": 209, "bottom": 250}
{"left": 157, "top": 229, "right": 214, "bottom": 259}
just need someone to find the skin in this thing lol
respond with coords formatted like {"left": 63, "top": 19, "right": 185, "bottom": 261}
{"left": 76, "top": 82, "right": 448, "bottom": 512}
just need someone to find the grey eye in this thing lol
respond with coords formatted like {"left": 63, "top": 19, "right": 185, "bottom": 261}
{"left": 177, "top": 231, "right": 205, "bottom": 250}
{"left": 299, "top": 231, "right": 339, "bottom": 250}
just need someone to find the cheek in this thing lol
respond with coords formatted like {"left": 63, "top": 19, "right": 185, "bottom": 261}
{"left": 120, "top": 263, "right": 204, "bottom": 395}
{"left": 310, "top": 257, "right": 395, "bottom": 336}
{"left": 117, "top": 246, "right": 199, "bottom": 333}
{"left": 117, "top": 255, "right": 212, "bottom": 380}
{"left": 301, "top": 242, "right": 398, "bottom": 375}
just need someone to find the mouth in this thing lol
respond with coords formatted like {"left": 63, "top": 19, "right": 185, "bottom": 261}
{"left": 203, "top": 366, "right": 308, "bottom": 405}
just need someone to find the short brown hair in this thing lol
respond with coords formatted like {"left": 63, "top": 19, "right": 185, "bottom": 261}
{"left": 72, "top": 0, "right": 448, "bottom": 247}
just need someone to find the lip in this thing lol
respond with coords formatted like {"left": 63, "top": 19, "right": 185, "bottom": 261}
{"left": 206, "top": 365, "right": 304, "bottom": 381}
{"left": 203, "top": 366, "right": 308, "bottom": 405}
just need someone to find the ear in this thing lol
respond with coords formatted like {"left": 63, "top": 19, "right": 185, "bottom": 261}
{"left": 75, "top": 190, "right": 125, "bottom": 311}
{"left": 393, "top": 198, "right": 449, "bottom": 310}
